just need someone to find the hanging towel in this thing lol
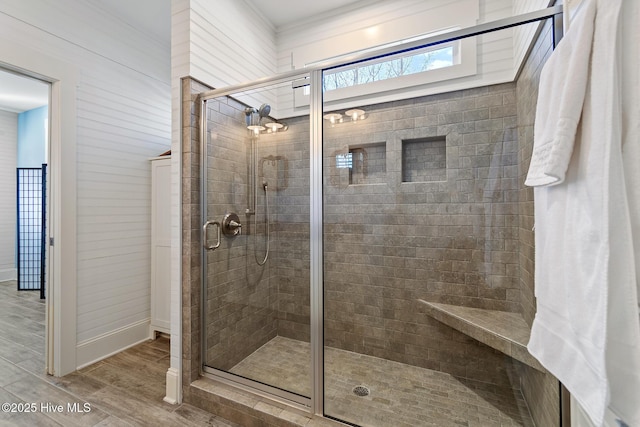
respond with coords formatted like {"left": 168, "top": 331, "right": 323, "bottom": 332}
{"left": 524, "top": 0, "right": 595, "bottom": 187}
{"left": 526, "top": 0, "right": 640, "bottom": 426}
{"left": 612, "top": 0, "right": 640, "bottom": 423}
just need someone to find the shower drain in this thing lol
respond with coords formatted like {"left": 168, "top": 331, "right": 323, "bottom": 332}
{"left": 352, "top": 385, "right": 370, "bottom": 397}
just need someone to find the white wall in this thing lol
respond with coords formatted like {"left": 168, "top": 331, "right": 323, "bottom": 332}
{"left": 188, "top": 0, "right": 277, "bottom": 89}
{"left": 0, "top": 109, "right": 17, "bottom": 282}
{"left": 0, "top": 0, "right": 171, "bottom": 369}
{"left": 275, "top": 0, "right": 513, "bottom": 117}
{"left": 513, "top": 0, "right": 554, "bottom": 72}
{"left": 277, "top": 0, "right": 511, "bottom": 70}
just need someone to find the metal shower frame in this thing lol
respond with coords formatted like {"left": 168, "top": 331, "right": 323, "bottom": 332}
{"left": 198, "top": 3, "right": 564, "bottom": 419}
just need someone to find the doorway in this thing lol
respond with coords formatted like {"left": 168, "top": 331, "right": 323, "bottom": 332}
{"left": 0, "top": 67, "right": 50, "bottom": 373}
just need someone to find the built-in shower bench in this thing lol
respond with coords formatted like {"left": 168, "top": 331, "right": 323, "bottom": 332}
{"left": 417, "top": 299, "right": 545, "bottom": 372}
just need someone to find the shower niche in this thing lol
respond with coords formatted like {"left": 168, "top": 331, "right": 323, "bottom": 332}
{"left": 401, "top": 136, "right": 447, "bottom": 182}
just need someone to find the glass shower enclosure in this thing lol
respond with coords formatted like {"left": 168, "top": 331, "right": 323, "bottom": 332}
{"left": 197, "top": 6, "right": 563, "bottom": 426}
{"left": 201, "top": 79, "right": 313, "bottom": 406}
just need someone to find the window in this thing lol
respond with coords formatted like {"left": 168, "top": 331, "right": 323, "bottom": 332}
{"left": 294, "top": 31, "right": 476, "bottom": 108}
{"left": 323, "top": 43, "right": 456, "bottom": 92}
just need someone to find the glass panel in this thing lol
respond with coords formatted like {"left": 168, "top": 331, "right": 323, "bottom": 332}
{"left": 202, "top": 80, "right": 311, "bottom": 398}
{"left": 322, "top": 23, "right": 548, "bottom": 426}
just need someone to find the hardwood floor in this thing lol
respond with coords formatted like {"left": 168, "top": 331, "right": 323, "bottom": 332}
{"left": 0, "top": 281, "right": 239, "bottom": 426}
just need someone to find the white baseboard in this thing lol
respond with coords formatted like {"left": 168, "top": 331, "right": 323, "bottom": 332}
{"left": 0, "top": 269, "right": 17, "bottom": 282}
{"left": 164, "top": 367, "right": 180, "bottom": 404}
{"left": 76, "top": 319, "right": 151, "bottom": 369}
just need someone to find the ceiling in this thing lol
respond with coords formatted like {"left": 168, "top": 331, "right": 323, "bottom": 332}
{"left": 246, "top": 0, "right": 363, "bottom": 28}
{"left": 0, "top": 69, "right": 49, "bottom": 113}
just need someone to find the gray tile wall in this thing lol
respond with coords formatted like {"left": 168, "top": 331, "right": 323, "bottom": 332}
{"left": 257, "top": 117, "right": 311, "bottom": 342}
{"left": 321, "top": 85, "right": 521, "bottom": 387}
{"left": 181, "top": 79, "right": 280, "bottom": 382}
{"left": 516, "top": 20, "right": 561, "bottom": 427}
{"left": 203, "top": 96, "right": 279, "bottom": 370}
{"left": 248, "top": 85, "right": 524, "bottom": 388}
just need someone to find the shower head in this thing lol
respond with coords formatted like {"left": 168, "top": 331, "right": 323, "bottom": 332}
{"left": 245, "top": 104, "right": 278, "bottom": 135}
{"left": 258, "top": 103, "right": 271, "bottom": 118}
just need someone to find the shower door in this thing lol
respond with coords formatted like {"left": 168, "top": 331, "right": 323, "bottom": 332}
{"left": 201, "top": 79, "right": 313, "bottom": 404}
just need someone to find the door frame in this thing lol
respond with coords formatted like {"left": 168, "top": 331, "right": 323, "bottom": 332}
{"left": 0, "top": 40, "right": 78, "bottom": 376}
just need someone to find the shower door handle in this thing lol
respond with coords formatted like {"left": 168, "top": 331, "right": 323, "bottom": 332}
{"left": 203, "top": 220, "right": 221, "bottom": 251}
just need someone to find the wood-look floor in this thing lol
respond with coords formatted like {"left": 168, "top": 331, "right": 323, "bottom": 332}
{"left": 0, "top": 281, "right": 239, "bottom": 427}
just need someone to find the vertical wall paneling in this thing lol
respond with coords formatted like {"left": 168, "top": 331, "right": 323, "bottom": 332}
{"left": 151, "top": 157, "right": 171, "bottom": 335}
{"left": 0, "top": 110, "right": 18, "bottom": 281}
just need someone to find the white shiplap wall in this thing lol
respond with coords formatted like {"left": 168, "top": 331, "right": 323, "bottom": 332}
{"left": 274, "top": 0, "right": 514, "bottom": 117}
{"left": 513, "top": 0, "right": 553, "bottom": 72}
{"left": 0, "top": 0, "right": 171, "bottom": 367}
{"left": 0, "top": 109, "right": 17, "bottom": 281}
{"left": 188, "top": 0, "right": 277, "bottom": 89}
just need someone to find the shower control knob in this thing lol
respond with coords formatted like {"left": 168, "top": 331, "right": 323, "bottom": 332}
{"left": 222, "top": 213, "right": 242, "bottom": 236}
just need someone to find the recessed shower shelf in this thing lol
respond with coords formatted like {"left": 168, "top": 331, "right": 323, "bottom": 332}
{"left": 417, "top": 299, "right": 545, "bottom": 372}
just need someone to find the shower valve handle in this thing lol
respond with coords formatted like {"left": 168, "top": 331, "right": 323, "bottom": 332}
{"left": 222, "top": 213, "right": 242, "bottom": 236}
{"left": 228, "top": 220, "right": 242, "bottom": 232}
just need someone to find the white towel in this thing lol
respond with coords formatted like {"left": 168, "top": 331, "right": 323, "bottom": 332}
{"left": 524, "top": 0, "right": 595, "bottom": 187}
{"left": 526, "top": 0, "right": 640, "bottom": 426}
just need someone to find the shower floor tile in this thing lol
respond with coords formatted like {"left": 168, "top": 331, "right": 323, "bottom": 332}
{"left": 230, "top": 336, "right": 534, "bottom": 427}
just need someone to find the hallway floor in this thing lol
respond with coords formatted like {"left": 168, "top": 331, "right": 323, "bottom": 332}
{"left": 0, "top": 281, "right": 239, "bottom": 426}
